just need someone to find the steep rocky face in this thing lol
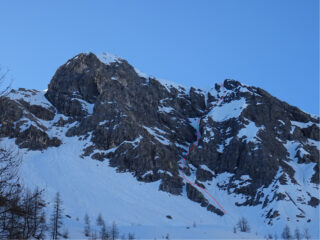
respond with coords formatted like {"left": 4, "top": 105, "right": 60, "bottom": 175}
{"left": 44, "top": 53, "right": 206, "bottom": 195}
{"left": 189, "top": 81, "right": 319, "bottom": 215}
{"left": 0, "top": 52, "right": 319, "bottom": 225}
{"left": 199, "top": 83, "right": 318, "bottom": 181}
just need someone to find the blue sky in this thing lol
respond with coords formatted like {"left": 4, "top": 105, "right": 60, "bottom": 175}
{"left": 0, "top": 0, "right": 318, "bottom": 114}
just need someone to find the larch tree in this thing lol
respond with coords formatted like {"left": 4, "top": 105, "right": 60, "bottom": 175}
{"left": 100, "top": 221, "right": 109, "bottom": 240}
{"left": 281, "top": 225, "right": 292, "bottom": 240}
{"left": 236, "top": 217, "right": 250, "bottom": 232}
{"left": 96, "top": 213, "right": 104, "bottom": 227}
{"left": 110, "top": 221, "right": 119, "bottom": 240}
{"left": 84, "top": 213, "right": 91, "bottom": 237}
{"left": 50, "top": 192, "right": 64, "bottom": 240}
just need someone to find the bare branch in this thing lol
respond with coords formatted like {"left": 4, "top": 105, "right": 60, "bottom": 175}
{"left": 0, "top": 66, "right": 12, "bottom": 99}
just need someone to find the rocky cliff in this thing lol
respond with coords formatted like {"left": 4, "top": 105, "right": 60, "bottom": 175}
{"left": 0, "top": 52, "right": 319, "bottom": 230}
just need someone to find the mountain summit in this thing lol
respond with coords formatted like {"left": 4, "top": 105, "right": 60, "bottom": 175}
{"left": 0, "top": 52, "right": 319, "bottom": 238}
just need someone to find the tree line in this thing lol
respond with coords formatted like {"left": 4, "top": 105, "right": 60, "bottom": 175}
{"left": 0, "top": 146, "right": 137, "bottom": 239}
{"left": 83, "top": 213, "right": 135, "bottom": 240}
{"left": 0, "top": 145, "right": 70, "bottom": 239}
{"left": 232, "top": 217, "right": 312, "bottom": 240}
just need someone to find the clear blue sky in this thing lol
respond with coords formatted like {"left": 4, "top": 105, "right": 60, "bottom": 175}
{"left": 0, "top": 0, "right": 319, "bottom": 114}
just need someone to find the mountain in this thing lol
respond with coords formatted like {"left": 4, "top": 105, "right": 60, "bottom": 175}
{"left": 0, "top": 52, "right": 319, "bottom": 239}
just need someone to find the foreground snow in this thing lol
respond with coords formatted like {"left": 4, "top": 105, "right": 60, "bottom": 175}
{"left": 11, "top": 134, "right": 256, "bottom": 239}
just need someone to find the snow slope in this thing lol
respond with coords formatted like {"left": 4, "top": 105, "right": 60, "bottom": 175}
{"left": 12, "top": 127, "right": 318, "bottom": 239}
{"left": 9, "top": 134, "right": 258, "bottom": 239}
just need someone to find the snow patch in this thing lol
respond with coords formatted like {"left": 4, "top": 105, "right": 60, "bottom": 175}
{"left": 134, "top": 68, "right": 149, "bottom": 79}
{"left": 158, "top": 170, "right": 173, "bottom": 177}
{"left": 199, "top": 165, "right": 215, "bottom": 175}
{"left": 238, "top": 121, "right": 264, "bottom": 143}
{"left": 158, "top": 105, "right": 174, "bottom": 113}
{"left": 8, "top": 89, "right": 52, "bottom": 109}
{"left": 97, "top": 52, "right": 122, "bottom": 65}
{"left": 71, "top": 98, "right": 94, "bottom": 114}
{"left": 209, "top": 98, "right": 247, "bottom": 122}
{"left": 143, "top": 126, "right": 170, "bottom": 145}
{"left": 291, "top": 120, "right": 319, "bottom": 129}
{"left": 284, "top": 141, "right": 309, "bottom": 160}
{"left": 308, "top": 139, "right": 320, "bottom": 150}
{"left": 158, "top": 78, "right": 187, "bottom": 93}
{"left": 240, "top": 175, "right": 252, "bottom": 181}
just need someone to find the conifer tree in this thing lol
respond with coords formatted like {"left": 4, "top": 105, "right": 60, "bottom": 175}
{"left": 281, "top": 225, "right": 292, "bottom": 240}
{"left": 50, "top": 192, "right": 64, "bottom": 240}
{"left": 100, "top": 221, "right": 109, "bottom": 240}
{"left": 84, "top": 213, "right": 91, "bottom": 237}
{"left": 96, "top": 213, "right": 104, "bottom": 227}
{"left": 111, "top": 221, "right": 119, "bottom": 240}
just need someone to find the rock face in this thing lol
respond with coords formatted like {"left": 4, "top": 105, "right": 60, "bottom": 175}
{"left": 0, "top": 52, "right": 319, "bottom": 224}
{"left": 45, "top": 53, "right": 200, "bottom": 195}
{"left": 0, "top": 89, "right": 61, "bottom": 150}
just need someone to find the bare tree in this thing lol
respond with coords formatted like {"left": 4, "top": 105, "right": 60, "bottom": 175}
{"left": 0, "top": 147, "right": 47, "bottom": 239}
{"left": 96, "top": 213, "right": 104, "bottom": 227}
{"left": 84, "top": 213, "right": 91, "bottom": 237}
{"left": 236, "top": 217, "right": 250, "bottom": 232}
{"left": 36, "top": 211, "right": 47, "bottom": 239}
{"left": 294, "top": 228, "right": 301, "bottom": 240}
{"left": 0, "top": 147, "right": 22, "bottom": 239}
{"left": 0, "top": 65, "right": 49, "bottom": 239}
{"left": 50, "top": 192, "right": 64, "bottom": 240}
{"left": 0, "top": 147, "right": 21, "bottom": 201}
{"left": 0, "top": 66, "right": 11, "bottom": 100}
{"left": 0, "top": 73, "right": 20, "bottom": 238}
{"left": 100, "top": 221, "right": 109, "bottom": 240}
{"left": 90, "top": 230, "right": 97, "bottom": 240}
{"left": 29, "top": 188, "right": 47, "bottom": 239}
{"left": 128, "top": 232, "right": 135, "bottom": 240}
{"left": 281, "top": 225, "right": 292, "bottom": 240}
{"left": 110, "top": 221, "right": 119, "bottom": 240}
{"left": 303, "top": 228, "right": 311, "bottom": 240}
{"left": 20, "top": 188, "right": 47, "bottom": 239}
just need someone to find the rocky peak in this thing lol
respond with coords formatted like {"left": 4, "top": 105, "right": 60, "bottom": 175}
{"left": 222, "top": 79, "right": 241, "bottom": 90}
{"left": 45, "top": 52, "right": 144, "bottom": 115}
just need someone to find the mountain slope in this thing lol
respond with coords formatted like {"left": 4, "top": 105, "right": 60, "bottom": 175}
{"left": 0, "top": 52, "right": 319, "bottom": 239}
